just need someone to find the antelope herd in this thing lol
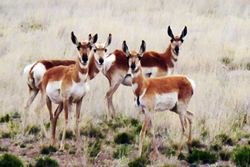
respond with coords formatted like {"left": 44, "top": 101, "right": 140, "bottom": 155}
{"left": 22, "top": 26, "right": 195, "bottom": 157}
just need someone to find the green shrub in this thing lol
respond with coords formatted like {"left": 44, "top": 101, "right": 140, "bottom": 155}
{"left": 10, "top": 110, "right": 21, "bottom": 118}
{"left": 69, "top": 150, "right": 76, "bottom": 154}
{"left": 45, "top": 122, "right": 50, "bottom": 131}
{"left": 192, "top": 139, "right": 204, "bottom": 148}
{"left": 130, "top": 118, "right": 140, "bottom": 127}
{"left": 219, "top": 150, "right": 231, "bottom": 161}
{"left": 35, "top": 156, "right": 59, "bottom": 167}
{"left": 231, "top": 145, "right": 250, "bottom": 167}
{"left": 0, "top": 114, "right": 11, "bottom": 123}
{"left": 0, "top": 146, "right": 8, "bottom": 151}
{"left": 20, "top": 143, "right": 26, "bottom": 148}
{"left": 1, "top": 132, "right": 12, "bottom": 138}
{"left": 160, "top": 147, "right": 176, "bottom": 157}
{"left": 114, "top": 132, "right": 135, "bottom": 144}
{"left": 128, "top": 158, "right": 146, "bottom": 167}
{"left": 220, "top": 57, "right": 232, "bottom": 66}
{"left": 113, "top": 144, "right": 131, "bottom": 159}
{"left": 216, "top": 133, "right": 234, "bottom": 146}
{"left": 28, "top": 125, "right": 41, "bottom": 135}
{"left": 89, "top": 140, "right": 102, "bottom": 157}
{"left": 81, "top": 126, "right": 104, "bottom": 139}
{"left": 59, "top": 130, "right": 74, "bottom": 139}
{"left": 40, "top": 146, "right": 58, "bottom": 155}
{"left": 211, "top": 143, "right": 222, "bottom": 151}
{"left": 0, "top": 153, "right": 24, "bottom": 167}
{"left": 185, "top": 148, "right": 218, "bottom": 164}
{"left": 200, "top": 130, "right": 209, "bottom": 140}
{"left": 64, "top": 143, "right": 70, "bottom": 150}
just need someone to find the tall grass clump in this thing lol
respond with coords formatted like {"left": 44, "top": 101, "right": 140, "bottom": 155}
{"left": 34, "top": 156, "right": 59, "bottom": 167}
{"left": 185, "top": 148, "right": 218, "bottom": 164}
{"left": 114, "top": 132, "right": 135, "bottom": 144}
{"left": 113, "top": 144, "right": 131, "bottom": 159}
{"left": 231, "top": 145, "right": 250, "bottom": 167}
{"left": 0, "top": 153, "right": 24, "bottom": 167}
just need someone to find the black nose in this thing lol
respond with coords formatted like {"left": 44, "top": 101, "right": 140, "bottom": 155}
{"left": 131, "top": 63, "right": 136, "bottom": 71}
{"left": 174, "top": 46, "right": 179, "bottom": 53}
{"left": 82, "top": 54, "right": 88, "bottom": 63}
{"left": 99, "top": 58, "right": 104, "bottom": 65}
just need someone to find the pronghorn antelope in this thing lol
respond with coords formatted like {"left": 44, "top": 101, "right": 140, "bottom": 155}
{"left": 38, "top": 32, "right": 111, "bottom": 150}
{"left": 102, "top": 26, "right": 187, "bottom": 118}
{"left": 23, "top": 60, "right": 76, "bottom": 132}
{"left": 122, "top": 40, "right": 195, "bottom": 157}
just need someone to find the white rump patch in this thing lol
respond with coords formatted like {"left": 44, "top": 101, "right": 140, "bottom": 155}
{"left": 154, "top": 92, "right": 178, "bottom": 112}
{"left": 186, "top": 77, "right": 196, "bottom": 93}
{"left": 23, "top": 62, "right": 35, "bottom": 77}
{"left": 32, "top": 63, "right": 47, "bottom": 88}
{"left": 103, "top": 54, "right": 116, "bottom": 74}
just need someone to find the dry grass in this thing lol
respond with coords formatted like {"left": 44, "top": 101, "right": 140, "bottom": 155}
{"left": 1, "top": 0, "right": 250, "bottom": 166}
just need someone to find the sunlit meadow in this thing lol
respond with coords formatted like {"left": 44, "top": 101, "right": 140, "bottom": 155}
{"left": 0, "top": 0, "right": 250, "bottom": 166}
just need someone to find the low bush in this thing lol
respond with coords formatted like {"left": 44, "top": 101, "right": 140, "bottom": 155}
{"left": 216, "top": 133, "right": 234, "bottom": 146}
{"left": 40, "top": 146, "right": 58, "bottom": 155}
{"left": 128, "top": 158, "right": 146, "bottom": 167}
{"left": 20, "top": 143, "right": 26, "bottom": 148}
{"left": 59, "top": 130, "right": 74, "bottom": 139}
{"left": 114, "top": 132, "right": 135, "bottom": 144}
{"left": 10, "top": 110, "right": 21, "bottom": 118}
{"left": 28, "top": 125, "right": 41, "bottom": 135}
{"left": 34, "top": 156, "right": 59, "bottom": 167}
{"left": 211, "top": 143, "right": 222, "bottom": 151}
{"left": 0, "top": 153, "right": 24, "bottom": 167}
{"left": 185, "top": 148, "right": 218, "bottom": 164}
{"left": 231, "top": 145, "right": 250, "bottom": 167}
{"left": 89, "top": 140, "right": 102, "bottom": 157}
{"left": 0, "top": 114, "right": 11, "bottom": 123}
{"left": 81, "top": 126, "right": 104, "bottom": 139}
{"left": 219, "top": 150, "right": 231, "bottom": 161}
{"left": 69, "top": 150, "right": 76, "bottom": 154}
{"left": 113, "top": 144, "right": 131, "bottom": 159}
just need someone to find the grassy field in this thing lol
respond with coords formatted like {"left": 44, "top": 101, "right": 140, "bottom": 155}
{"left": 1, "top": 0, "right": 250, "bottom": 166}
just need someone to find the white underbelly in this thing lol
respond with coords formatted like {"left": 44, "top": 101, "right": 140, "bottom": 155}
{"left": 154, "top": 92, "right": 178, "bottom": 111}
{"left": 70, "top": 82, "right": 90, "bottom": 103}
{"left": 46, "top": 81, "right": 64, "bottom": 104}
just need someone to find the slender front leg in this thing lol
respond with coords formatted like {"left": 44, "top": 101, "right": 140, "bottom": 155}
{"left": 176, "top": 113, "right": 185, "bottom": 157}
{"left": 138, "top": 112, "right": 152, "bottom": 157}
{"left": 23, "top": 88, "right": 39, "bottom": 133}
{"left": 75, "top": 98, "right": 83, "bottom": 149}
{"left": 50, "top": 103, "right": 63, "bottom": 146}
{"left": 60, "top": 99, "right": 69, "bottom": 151}
{"left": 106, "top": 79, "right": 123, "bottom": 120}
{"left": 186, "top": 110, "right": 193, "bottom": 153}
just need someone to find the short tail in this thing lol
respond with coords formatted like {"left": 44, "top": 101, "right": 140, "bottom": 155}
{"left": 187, "top": 77, "right": 196, "bottom": 94}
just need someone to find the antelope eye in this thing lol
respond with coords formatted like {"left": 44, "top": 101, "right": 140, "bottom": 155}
{"left": 94, "top": 49, "right": 97, "bottom": 53}
{"left": 77, "top": 46, "right": 80, "bottom": 51}
{"left": 170, "top": 39, "right": 174, "bottom": 43}
{"left": 105, "top": 49, "right": 107, "bottom": 52}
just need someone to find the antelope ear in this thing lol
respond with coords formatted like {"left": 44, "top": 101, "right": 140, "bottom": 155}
{"left": 167, "top": 26, "right": 174, "bottom": 39}
{"left": 71, "top": 31, "right": 79, "bottom": 45}
{"left": 139, "top": 40, "right": 146, "bottom": 57}
{"left": 88, "top": 34, "right": 92, "bottom": 41}
{"left": 90, "top": 34, "right": 98, "bottom": 45}
{"left": 180, "top": 26, "right": 187, "bottom": 39}
{"left": 105, "top": 33, "right": 112, "bottom": 47}
{"left": 122, "top": 40, "right": 130, "bottom": 57}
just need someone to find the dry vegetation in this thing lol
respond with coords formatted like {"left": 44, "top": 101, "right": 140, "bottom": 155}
{"left": 1, "top": 0, "right": 250, "bottom": 166}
